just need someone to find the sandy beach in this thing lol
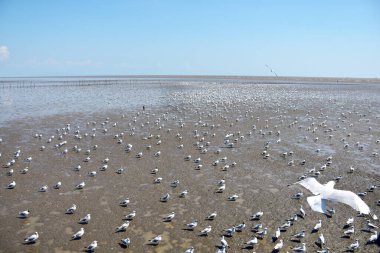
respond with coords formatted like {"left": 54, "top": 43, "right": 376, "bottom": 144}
{"left": 0, "top": 79, "right": 379, "bottom": 253}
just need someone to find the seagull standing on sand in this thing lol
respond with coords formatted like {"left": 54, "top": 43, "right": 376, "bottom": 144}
{"left": 86, "top": 240, "right": 98, "bottom": 252}
{"left": 149, "top": 235, "right": 162, "bottom": 245}
{"left": 163, "top": 212, "right": 175, "bottom": 222}
{"left": 200, "top": 225, "right": 212, "bottom": 236}
{"left": 185, "top": 246, "right": 194, "bottom": 253}
{"left": 116, "top": 221, "right": 130, "bottom": 232}
{"left": 19, "top": 210, "right": 30, "bottom": 218}
{"left": 273, "top": 239, "right": 283, "bottom": 251}
{"left": 72, "top": 228, "right": 84, "bottom": 239}
{"left": 24, "top": 232, "right": 39, "bottom": 244}
{"left": 124, "top": 210, "right": 136, "bottom": 220}
{"left": 220, "top": 235, "right": 228, "bottom": 248}
{"left": 292, "top": 242, "right": 306, "bottom": 252}
{"left": 313, "top": 220, "right": 322, "bottom": 231}
{"left": 348, "top": 239, "right": 359, "bottom": 251}
{"left": 207, "top": 211, "right": 217, "bottom": 220}
{"left": 66, "top": 204, "right": 77, "bottom": 214}
{"left": 79, "top": 213, "right": 91, "bottom": 224}
{"left": 120, "top": 238, "right": 130, "bottom": 247}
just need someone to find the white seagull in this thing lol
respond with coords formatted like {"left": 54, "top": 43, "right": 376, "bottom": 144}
{"left": 66, "top": 204, "right": 77, "bottom": 214}
{"left": 149, "top": 235, "right": 162, "bottom": 245}
{"left": 24, "top": 232, "right": 39, "bottom": 244}
{"left": 86, "top": 240, "right": 98, "bottom": 252}
{"left": 19, "top": 210, "right": 30, "bottom": 218}
{"left": 72, "top": 227, "right": 85, "bottom": 240}
{"left": 200, "top": 225, "right": 212, "bottom": 236}
{"left": 116, "top": 221, "right": 130, "bottom": 232}
{"left": 79, "top": 213, "right": 91, "bottom": 224}
{"left": 297, "top": 177, "right": 375, "bottom": 218}
{"left": 120, "top": 237, "right": 130, "bottom": 247}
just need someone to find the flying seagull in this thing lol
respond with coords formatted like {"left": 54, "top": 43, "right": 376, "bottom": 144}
{"left": 296, "top": 178, "right": 376, "bottom": 219}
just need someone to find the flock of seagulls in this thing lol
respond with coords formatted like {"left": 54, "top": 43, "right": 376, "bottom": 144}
{"left": 1, "top": 82, "right": 380, "bottom": 252}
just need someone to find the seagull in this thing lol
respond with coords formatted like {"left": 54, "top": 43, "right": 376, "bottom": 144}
{"left": 24, "top": 232, "right": 39, "bottom": 244}
{"left": 124, "top": 210, "right": 136, "bottom": 220}
{"left": 39, "top": 185, "right": 48, "bottom": 192}
{"left": 85, "top": 240, "right": 98, "bottom": 252}
{"left": 228, "top": 194, "right": 238, "bottom": 201}
{"left": 179, "top": 190, "right": 188, "bottom": 198}
{"left": 160, "top": 193, "right": 170, "bottom": 202}
{"left": 256, "top": 227, "right": 268, "bottom": 237}
{"left": 170, "top": 180, "right": 179, "bottom": 187}
{"left": 66, "top": 204, "right": 77, "bottom": 214}
{"left": 223, "top": 226, "right": 236, "bottom": 236}
{"left": 273, "top": 227, "right": 281, "bottom": 240}
{"left": 251, "top": 223, "right": 263, "bottom": 232}
{"left": 163, "top": 212, "right": 175, "bottom": 222}
{"left": 367, "top": 231, "right": 378, "bottom": 243}
{"left": 151, "top": 168, "right": 158, "bottom": 174}
{"left": 7, "top": 181, "right": 16, "bottom": 189}
{"left": 200, "top": 225, "right": 212, "bottom": 236}
{"left": 207, "top": 211, "right": 217, "bottom": 220}
{"left": 318, "top": 232, "right": 325, "bottom": 247}
{"left": 317, "top": 248, "right": 330, "bottom": 253}
{"left": 292, "top": 242, "right": 306, "bottom": 252}
{"left": 251, "top": 211, "right": 264, "bottom": 220}
{"left": 273, "top": 239, "right": 284, "bottom": 251}
{"left": 53, "top": 182, "right": 62, "bottom": 189}
{"left": 75, "top": 181, "right": 85, "bottom": 189}
{"left": 313, "top": 220, "right": 322, "bottom": 231}
{"left": 367, "top": 219, "right": 378, "bottom": 230}
{"left": 220, "top": 235, "right": 228, "bottom": 248}
{"left": 280, "top": 220, "right": 292, "bottom": 230}
{"left": 120, "top": 198, "right": 130, "bottom": 207}
{"left": 216, "top": 184, "right": 226, "bottom": 193}
{"left": 19, "top": 210, "right": 30, "bottom": 218}
{"left": 299, "top": 206, "right": 305, "bottom": 218}
{"left": 72, "top": 227, "right": 85, "bottom": 240}
{"left": 185, "top": 246, "right": 194, "bottom": 253}
{"left": 297, "top": 177, "right": 374, "bottom": 218}
{"left": 244, "top": 236, "right": 258, "bottom": 247}
{"left": 154, "top": 177, "right": 163, "bottom": 183}
{"left": 116, "top": 221, "right": 130, "bottom": 232}
{"left": 347, "top": 239, "right": 359, "bottom": 251}
{"left": 149, "top": 235, "right": 162, "bottom": 245}
{"left": 120, "top": 238, "right": 130, "bottom": 247}
{"left": 185, "top": 220, "right": 198, "bottom": 230}
{"left": 344, "top": 226, "right": 355, "bottom": 237}
{"left": 346, "top": 217, "right": 354, "bottom": 227}
{"left": 235, "top": 222, "right": 246, "bottom": 232}
{"left": 79, "top": 213, "right": 91, "bottom": 224}
{"left": 292, "top": 230, "right": 306, "bottom": 241}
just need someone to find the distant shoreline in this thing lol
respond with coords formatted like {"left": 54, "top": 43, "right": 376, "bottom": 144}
{"left": 0, "top": 75, "right": 380, "bottom": 84}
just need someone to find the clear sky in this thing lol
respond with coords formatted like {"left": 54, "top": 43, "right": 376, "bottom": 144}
{"left": 0, "top": 0, "right": 379, "bottom": 77}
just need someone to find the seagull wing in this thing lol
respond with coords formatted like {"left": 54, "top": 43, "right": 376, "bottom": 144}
{"left": 307, "top": 195, "right": 327, "bottom": 214}
{"left": 325, "top": 189, "right": 370, "bottom": 214}
{"left": 297, "top": 177, "right": 325, "bottom": 195}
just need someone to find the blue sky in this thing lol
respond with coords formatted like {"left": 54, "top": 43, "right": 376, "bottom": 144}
{"left": 0, "top": 0, "right": 379, "bottom": 77}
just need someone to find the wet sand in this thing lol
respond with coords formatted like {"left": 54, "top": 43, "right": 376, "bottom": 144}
{"left": 0, "top": 81, "right": 379, "bottom": 252}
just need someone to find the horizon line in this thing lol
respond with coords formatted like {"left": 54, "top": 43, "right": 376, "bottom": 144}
{"left": 1, "top": 74, "right": 379, "bottom": 80}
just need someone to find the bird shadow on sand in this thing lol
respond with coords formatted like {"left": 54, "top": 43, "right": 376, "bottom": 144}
{"left": 241, "top": 245, "right": 254, "bottom": 250}
{"left": 311, "top": 229, "right": 319, "bottom": 234}
{"left": 271, "top": 249, "right": 280, "bottom": 253}
{"left": 23, "top": 241, "right": 36, "bottom": 245}
{"left": 340, "top": 235, "right": 352, "bottom": 239}
{"left": 146, "top": 243, "right": 159, "bottom": 246}
{"left": 360, "top": 229, "right": 374, "bottom": 233}
{"left": 118, "top": 243, "right": 129, "bottom": 249}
